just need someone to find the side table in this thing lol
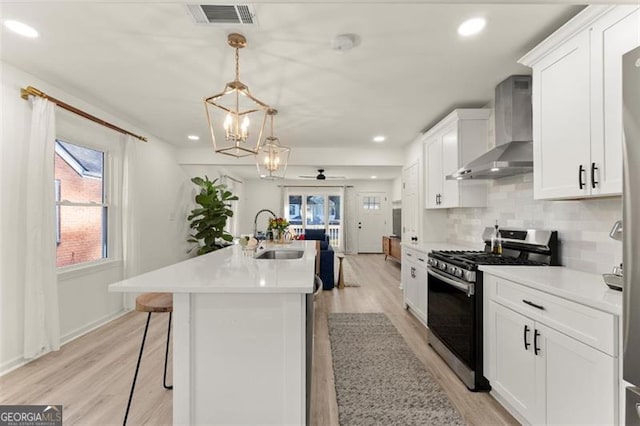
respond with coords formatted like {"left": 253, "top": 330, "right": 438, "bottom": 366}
{"left": 337, "top": 255, "right": 345, "bottom": 289}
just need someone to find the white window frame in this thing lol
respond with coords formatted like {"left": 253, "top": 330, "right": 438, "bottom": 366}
{"left": 55, "top": 136, "right": 121, "bottom": 279}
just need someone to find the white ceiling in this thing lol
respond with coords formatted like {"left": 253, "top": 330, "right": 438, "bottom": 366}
{"left": 0, "top": 2, "right": 582, "bottom": 178}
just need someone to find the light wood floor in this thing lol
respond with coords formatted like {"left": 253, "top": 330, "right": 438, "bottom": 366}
{"left": 0, "top": 254, "right": 517, "bottom": 425}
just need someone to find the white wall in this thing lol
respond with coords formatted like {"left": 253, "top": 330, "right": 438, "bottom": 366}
{"left": 391, "top": 176, "right": 402, "bottom": 204}
{"left": 0, "top": 61, "right": 191, "bottom": 373}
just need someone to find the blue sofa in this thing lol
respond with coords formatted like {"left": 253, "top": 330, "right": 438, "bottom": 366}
{"left": 304, "top": 229, "right": 335, "bottom": 290}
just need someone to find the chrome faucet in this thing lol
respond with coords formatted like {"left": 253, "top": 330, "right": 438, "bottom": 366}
{"left": 253, "top": 209, "right": 276, "bottom": 239}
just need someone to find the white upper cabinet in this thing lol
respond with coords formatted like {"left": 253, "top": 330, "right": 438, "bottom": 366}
{"left": 591, "top": 7, "right": 640, "bottom": 195}
{"left": 520, "top": 5, "right": 640, "bottom": 200}
{"left": 531, "top": 31, "right": 591, "bottom": 199}
{"left": 423, "top": 109, "right": 490, "bottom": 209}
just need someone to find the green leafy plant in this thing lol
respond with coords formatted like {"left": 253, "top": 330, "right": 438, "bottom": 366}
{"left": 187, "top": 176, "right": 239, "bottom": 255}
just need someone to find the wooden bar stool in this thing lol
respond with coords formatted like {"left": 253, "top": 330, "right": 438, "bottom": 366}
{"left": 123, "top": 293, "right": 173, "bottom": 425}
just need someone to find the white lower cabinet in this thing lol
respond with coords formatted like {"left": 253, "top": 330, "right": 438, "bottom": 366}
{"left": 537, "top": 322, "right": 616, "bottom": 425}
{"left": 402, "top": 248, "right": 427, "bottom": 325}
{"left": 485, "top": 274, "right": 618, "bottom": 425}
{"left": 490, "top": 302, "right": 539, "bottom": 423}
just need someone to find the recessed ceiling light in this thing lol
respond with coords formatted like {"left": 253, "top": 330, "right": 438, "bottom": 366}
{"left": 373, "top": 135, "right": 385, "bottom": 143}
{"left": 458, "top": 17, "right": 486, "bottom": 37}
{"left": 4, "top": 20, "right": 39, "bottom": 38}
{"left": 371, "top": 175, "right": 377, "bottom": 179}
{"left": 188, "top": 135, "right": 200, "bottom": 141}
{"left": 491, "top": 167, "right": 500, "bottom": 172}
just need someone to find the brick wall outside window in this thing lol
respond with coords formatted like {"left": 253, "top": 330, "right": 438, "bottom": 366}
{"left": 55, "top": 153, "right": 104, "bottom": 267}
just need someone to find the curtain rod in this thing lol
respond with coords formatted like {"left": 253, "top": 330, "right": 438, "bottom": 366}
{"left": 222, "top": 174, "right": 243, "bottom": 184}
{"left": 20, "top": 86, "right": 148, "bottom": 142}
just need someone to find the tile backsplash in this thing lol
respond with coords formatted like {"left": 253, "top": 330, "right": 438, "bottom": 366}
{"left": 447, "top": 173, "right": 622, "bottom": 274}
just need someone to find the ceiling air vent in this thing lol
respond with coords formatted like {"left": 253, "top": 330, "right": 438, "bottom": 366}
{"left": 186, "top": 4, "right": 257, "bottom": 25}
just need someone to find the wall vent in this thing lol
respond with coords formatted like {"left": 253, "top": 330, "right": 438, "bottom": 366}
{"left": 186, "top": 4, "right": 257, "bottom": 25}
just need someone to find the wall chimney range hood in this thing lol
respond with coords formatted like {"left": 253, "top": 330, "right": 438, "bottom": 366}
{"left": 447, "top": 75, "right": 533, "bottom": 180}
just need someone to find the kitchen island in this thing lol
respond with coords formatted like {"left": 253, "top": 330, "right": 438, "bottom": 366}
{"left": 109, "top": 241, "right": 316, "bottom": 425}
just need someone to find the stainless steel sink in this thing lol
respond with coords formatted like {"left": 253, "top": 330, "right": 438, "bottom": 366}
{"left": 255, "top": 250, "right": 304, "bottom": 260}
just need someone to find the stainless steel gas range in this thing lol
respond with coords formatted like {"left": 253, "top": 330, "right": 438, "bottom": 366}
{"left": 426, "top": 228, "right": 559, "bottom": 391}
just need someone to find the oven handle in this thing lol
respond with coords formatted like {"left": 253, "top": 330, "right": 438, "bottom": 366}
{"left": 427, "top": 266, "right": 475, "bottom": 296}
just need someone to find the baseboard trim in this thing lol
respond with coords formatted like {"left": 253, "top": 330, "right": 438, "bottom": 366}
{"left": 0, "top": 308, "right": 131, "bottom": 377}
{"left": 60, "top": 308, "right": 130, "bottom": 345}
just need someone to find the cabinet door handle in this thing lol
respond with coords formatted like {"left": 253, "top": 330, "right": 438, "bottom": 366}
{"left": 591, "top": 162, "right": 599, "bottom": 189}
{"left": 534, "top": 329, "right": 541, "bottom": 355}
{"left": 523, "top": 325, "right": 531, "bottom": 350}
{"left": 578, "top": 164, "right": 585, "bottom": 189}
{"left": 410, "top": 267, "right": 416, "bottom": 278}
{"left": 522, "top": 299, "right": 545, "bottom": 310}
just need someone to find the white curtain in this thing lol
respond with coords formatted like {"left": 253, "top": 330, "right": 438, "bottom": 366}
{"left": 23, "top": 98, "right": 60, "bottom": 359}
{"left": 121, "top": 135, "right": 139, "bottom": 309}
{"left": 221, "top": 175, "right": 243, "bottom": 237}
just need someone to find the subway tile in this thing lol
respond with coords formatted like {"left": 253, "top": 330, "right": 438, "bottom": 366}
{"left": 446, "top": 173, "right": 622, "bottom": 274}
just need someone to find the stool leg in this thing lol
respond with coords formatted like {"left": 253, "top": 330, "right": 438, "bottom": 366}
{"left": 123, "top": 312, "right": 152, "bottom": 426}
{"left": 163, "top": 312, "right": 173, "bottom": 390}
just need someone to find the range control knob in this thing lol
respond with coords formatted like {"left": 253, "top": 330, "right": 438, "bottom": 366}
{"left": 454, "top": 268, "right": 463, "bottom": 278}
{"left": 439, "top": 262, "right": 447, "bottom": 271}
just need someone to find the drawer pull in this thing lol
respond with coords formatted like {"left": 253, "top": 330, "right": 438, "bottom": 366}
{"left": 418, "top": 258, "right": 425, "bottom": 262}
{"left": 523, "top": 325, "right": 530, "bottom": 350}
{"left": 522, "top": 299, "right": 545, "bottom": 310}
{"left": 534, "top": 329, "right": 541, "bottom": 355}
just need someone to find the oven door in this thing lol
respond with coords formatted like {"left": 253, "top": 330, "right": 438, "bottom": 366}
{"left": 427, "top": 266, "right": 476, "bottom": 371}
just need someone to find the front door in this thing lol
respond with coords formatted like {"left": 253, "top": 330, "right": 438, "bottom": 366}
{"left": 357, "top": 192, "right": 387, "bottom": 253}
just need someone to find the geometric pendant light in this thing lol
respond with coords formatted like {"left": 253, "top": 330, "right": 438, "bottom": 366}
{"left": 256, "top": 109, "right": 291, "bottom": 179}
{"left": 204, "top": 33, "right": 270, "bottom": 157}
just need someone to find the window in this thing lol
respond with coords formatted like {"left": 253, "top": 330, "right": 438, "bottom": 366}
{"left": 362, "top": 196, "right": 381, "bottom": 210}
{"left": 54, "top": 140, "right": 107, "bottom": 268}
{"left": 284, "top": 189, "right": 344, "bottom": 251}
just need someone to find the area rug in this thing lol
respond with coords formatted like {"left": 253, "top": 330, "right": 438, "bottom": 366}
{"left": 328, "top": 313, "right": 466, "bottom": 426}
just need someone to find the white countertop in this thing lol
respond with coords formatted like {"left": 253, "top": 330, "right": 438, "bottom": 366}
{"left": 479, "top": 265, "right": 622, "bottom": 315}
{"left": 402, "top": 241, "right": 482, "bottom": 254}
{"left": 109, "top": 240, "right": 315, "bottom": 294}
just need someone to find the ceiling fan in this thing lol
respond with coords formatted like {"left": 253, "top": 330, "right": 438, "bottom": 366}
{"left": 299, "top": 169, "right": 346, "bottom": 180}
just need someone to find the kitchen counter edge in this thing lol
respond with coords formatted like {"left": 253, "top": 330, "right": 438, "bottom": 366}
{"left": 479, "top": 265, "right": 622, "bottom": 315}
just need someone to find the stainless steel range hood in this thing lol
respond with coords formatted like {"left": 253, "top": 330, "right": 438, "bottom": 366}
{"left": 447, "top": 75, "right": 533, "bottom": 180}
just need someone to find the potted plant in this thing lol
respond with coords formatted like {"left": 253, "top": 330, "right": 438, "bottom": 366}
{"left": 187, "top": 176, "right": 239, "bottom": 255}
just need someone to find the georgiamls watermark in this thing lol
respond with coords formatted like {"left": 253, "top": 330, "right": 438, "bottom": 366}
{"left": 0, "top": 405, "right": 62, "bottom": 426}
